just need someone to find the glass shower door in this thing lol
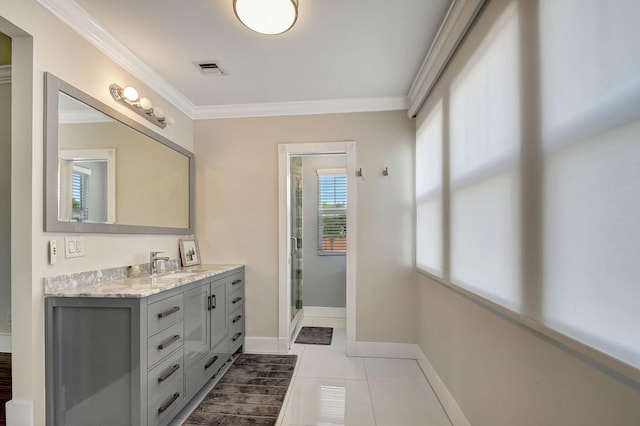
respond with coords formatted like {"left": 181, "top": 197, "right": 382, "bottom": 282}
{"left": 290, "top": 157, "right": 303, "bottom": 332}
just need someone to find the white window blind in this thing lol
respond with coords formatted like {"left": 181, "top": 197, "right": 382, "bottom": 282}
{"left": 449, "top": 2, "right": 521, "bottom": 309}
{"left": 317, "top": 169, "right": 347, "bottom": 255}
{"left": 540, "top": 0, "right": 640, "bottom": 368}
{"left": 415, "top": 0, "right": 640, "bottom": 376}
{"left": 416, "top": 101, "right": 443, "bottom": 275}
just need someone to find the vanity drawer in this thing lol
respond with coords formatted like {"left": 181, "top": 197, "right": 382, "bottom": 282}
{"left": 148, "top": 293, "right": 184, "bottom": 336}
{"left": 147, "top": 347, "right": 183, "bottom": 403}
{"left": 148, "top": 321, "right": 184, "bottom": 367}
{"left": 227, "top": 288, "right": 244, "bottom": 315}
{"left": 185, "top": 342, "right": 228, "bottom": 400}
{"left": 148, "top": 375, "right": 185, "bottom": 426}
{"left": 229, "top": 312, "right": 244, "bottom": 337}
{"left": 228, "top": 327, "right": 244, "bottom": 354}
{"left": 226, "top": 273, "right": 244, "bottom": 294}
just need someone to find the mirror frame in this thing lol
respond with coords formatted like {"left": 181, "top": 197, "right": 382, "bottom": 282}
{"left": 44, "top": 72, "right": 195, "bottom": 234}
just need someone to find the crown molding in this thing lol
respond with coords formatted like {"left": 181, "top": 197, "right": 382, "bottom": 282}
{"left": 35, "top": 0, "right": 196, "bottom": 117}
{"left": 192, "top": 96, "right": 409, "bottom": 120}
{"left": 407, "top": 0, "right": 487, "bottom": 117}
{"left": 36, "top": 0, "right": 411, "bottom": 120}
{"left": 0, "top": 65, "right": 11, "bottom": 84}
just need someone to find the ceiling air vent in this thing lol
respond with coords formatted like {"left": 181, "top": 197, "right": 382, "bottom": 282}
{"left": 195, "top": 61, "right": 224, "bottom": 76}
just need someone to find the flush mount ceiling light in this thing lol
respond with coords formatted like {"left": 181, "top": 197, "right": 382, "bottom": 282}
{"left": 233, "top": 0, "right": 298, "bottom": 35}
{"left": 109, "top": 83, "right": 167, "bottom": 129}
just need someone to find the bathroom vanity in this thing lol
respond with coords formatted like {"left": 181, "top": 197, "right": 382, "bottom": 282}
{"left": 44, "top": 264, "right": 244, "bottom": 426}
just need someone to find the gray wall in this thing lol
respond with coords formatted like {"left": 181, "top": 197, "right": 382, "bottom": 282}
{"left": 194, "top": 110, "right": 417, "bottom": 343}
{"left": 302, "top": 155, "right": 346, "bottom": 308}
{"left": 0, "top": 80, "right": 10, "bottom": 337}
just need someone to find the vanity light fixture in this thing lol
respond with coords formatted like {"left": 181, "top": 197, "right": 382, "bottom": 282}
{"left": 109, "top": 83, "right": 167, "bottom": 129}
{"left": 233, "top": 0, "right": 298, "bottom": 35}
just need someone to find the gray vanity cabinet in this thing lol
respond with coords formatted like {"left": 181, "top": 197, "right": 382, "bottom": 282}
{"left": 183, "top": 271, "right": 245, "bottom": 402}
{"left": 183, "top": 278, "right": 228, "bottom": 401}
{"left": 45, "top": 297, "right": 148, "bottom": 426}
{"left": 226, "top": 273, "right": 245, "bottom": 354}
{"left": 45, "top": 267, "right": 245, "bottom": 426}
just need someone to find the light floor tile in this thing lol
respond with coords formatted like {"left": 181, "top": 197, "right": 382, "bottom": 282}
{"left": 368, "top": 379, "right": 452, "bottom": 426}
{"left": 297, "top": 347, "right": 367, "bottom": 380}
{"left": 364, "top": 357, "right": 427, "bottom": 382}
{"left": 280, "top": 377, "right": 376, "bottom": 426}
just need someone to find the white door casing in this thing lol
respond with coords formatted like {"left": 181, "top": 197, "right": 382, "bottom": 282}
{"left": 278, "top": 141, "right": 357, "bottom": 354}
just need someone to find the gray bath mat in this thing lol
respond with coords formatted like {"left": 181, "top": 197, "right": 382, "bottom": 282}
{"left": 294, "top": 326, "right": 333, "bottom": 345}
{"left": 183, "top": 353, "right": 297, "bottom": 426}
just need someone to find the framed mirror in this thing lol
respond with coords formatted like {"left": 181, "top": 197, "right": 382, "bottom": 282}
{"left": 44, "top": 73, "right": 194, "bottom": 234}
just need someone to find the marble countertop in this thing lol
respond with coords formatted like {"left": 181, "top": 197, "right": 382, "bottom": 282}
{"left": 44, "top": 264, "right": 244, "bottom": 298}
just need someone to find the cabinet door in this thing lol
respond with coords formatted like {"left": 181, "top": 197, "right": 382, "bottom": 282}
{"left": 209, "top": 280, "right": 227, "bottom": 350}
{"left": 183, "top": 285, "right": 210, "bottom": 368}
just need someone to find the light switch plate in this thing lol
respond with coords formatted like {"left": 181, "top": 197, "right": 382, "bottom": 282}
{"left": 64, "top": 236, "right": 85, "bottom": 258}
{"left": 48, "top": 240, "right": 57, "bottom": 265}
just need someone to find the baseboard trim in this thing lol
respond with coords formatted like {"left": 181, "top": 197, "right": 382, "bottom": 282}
{"left": 0, "top": 333, "right": 11, "bottom": 352}
{"left": 244, "top": 337, "right": 279, "bottom": 354}
{"left": 5, "top": 400, "right": 34, "bottom": 426}
{"left": 303, "top": 306, "right": 346, "bottom": 318}
{"left": 415, "top": 347, "right": 471, "bottom": 426}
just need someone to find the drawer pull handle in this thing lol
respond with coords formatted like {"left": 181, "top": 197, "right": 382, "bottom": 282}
{"left": 157, "top": 306, "right": 180, "bottom": 319}
{"left": 158, "top": 335, "right": 180, "bottom": 350}
{"left": 232, "top": 279, "right": 242, "bottom": 285}
{"left": 204, "top": 355, "right": 219, "bottom": 370}
{"left": 158, "top": 392, "right": 180, "bottom": 414}
{"left": 232, "top": 296, "right": 242, "bottom": 304}
{"left": 157, "top": 364, "right": 180, "bottom": 383}
{"left": 232, "top": 315, "right": 242, "bottom": 324}
{"left": 232, "top": 332, "right": 242, "bottom": 342}
{"left": 207, "top": 295, "right": 217, "bottom": 310}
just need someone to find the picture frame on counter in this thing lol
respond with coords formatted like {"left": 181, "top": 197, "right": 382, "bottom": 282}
{"left": 179, "top": 238, "right": 201, "bottom": 267}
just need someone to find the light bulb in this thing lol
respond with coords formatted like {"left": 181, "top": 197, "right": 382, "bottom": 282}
{"left": 138, "top": 97, "right": 153, "bottom": 111}
{"left": 234, "top": 0, "right": 298, "bottom": 35}
{"left": 122, "top": 86, "right": 139, "bottom": 102}
{"left": 152, "top": 107, "right": 165, "bottom": 119}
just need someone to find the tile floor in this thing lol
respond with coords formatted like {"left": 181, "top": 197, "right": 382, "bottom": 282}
{"left": 172, "top": 316, "right": 452, "bottom": 426}
{"left": 277, "top": 316, "right": 452, "bottom": 426}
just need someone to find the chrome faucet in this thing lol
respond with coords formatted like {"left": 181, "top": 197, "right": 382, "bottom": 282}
{"left": 150, "top": 251, "right": 170, "bottom": 275}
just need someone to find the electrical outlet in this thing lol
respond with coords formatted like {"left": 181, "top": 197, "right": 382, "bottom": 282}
{"left": 64, "top": 236, "right": 85, "bottom": 258}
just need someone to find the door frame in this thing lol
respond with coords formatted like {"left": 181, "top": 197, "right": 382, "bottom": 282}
{"left": 278, "top": 141, "right": 357, "bottom": 354}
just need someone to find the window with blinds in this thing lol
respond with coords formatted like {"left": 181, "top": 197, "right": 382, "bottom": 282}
{"left": 317, "top": 169, "right": 347, "bottom": 255}
{"left": 72, "top": 166, "right": 90, "bottom": 222}
{"left": 415, "top": 0, "right": 640, "bottom": 374}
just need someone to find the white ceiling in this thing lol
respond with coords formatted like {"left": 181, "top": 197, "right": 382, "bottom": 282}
{"left": 44, "top": 0, "right": 452, "bottom": 118}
